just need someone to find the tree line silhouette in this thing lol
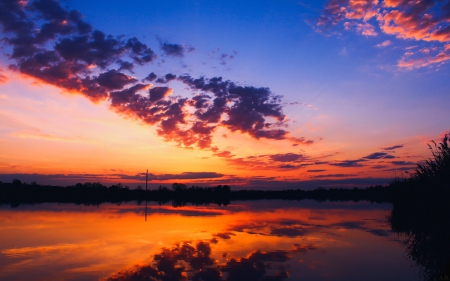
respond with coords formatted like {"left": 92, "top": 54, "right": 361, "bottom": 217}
{"left": 0, "top": 179, "right": 394, "bottom": 207}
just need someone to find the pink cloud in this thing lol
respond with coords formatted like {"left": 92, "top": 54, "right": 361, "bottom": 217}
{"left": 398, "top": 48, "right": 450, "bottom": 69}
{"left": 318, "top": 0, "right": 450, "bottom": 68}
{"left": 376, "top": 40, "right": 392, "bottom": 47}
{"left": 344, "top": 22, "right": 378, "bottom": 36}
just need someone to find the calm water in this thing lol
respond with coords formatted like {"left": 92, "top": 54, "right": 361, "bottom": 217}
{"left": 0, "top": 200, "right": 420, "bottom": 281}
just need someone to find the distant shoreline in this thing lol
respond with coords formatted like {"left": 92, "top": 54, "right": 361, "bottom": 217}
{"left": 0, "top": 181, "right": 393, "bottom": 207}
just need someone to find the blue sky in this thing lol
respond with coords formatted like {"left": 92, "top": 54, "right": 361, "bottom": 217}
{"left": 0, "top": 0, "right": 449, "bottom": 188}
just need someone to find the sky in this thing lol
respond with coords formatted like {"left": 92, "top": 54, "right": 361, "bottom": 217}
{"left": 0, "top": 0, "right": 449, "bottom": 189}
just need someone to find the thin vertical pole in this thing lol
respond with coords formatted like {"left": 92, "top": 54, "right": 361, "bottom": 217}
{"left": 145, "top": 169, "right": 148, "bottom": 222}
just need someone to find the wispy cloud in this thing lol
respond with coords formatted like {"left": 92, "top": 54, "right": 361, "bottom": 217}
{"left": 381, "top": 145, "right": 403, "bottom": 150}
{"left": 376, "top": 40, "right": 392, "bottom": 48}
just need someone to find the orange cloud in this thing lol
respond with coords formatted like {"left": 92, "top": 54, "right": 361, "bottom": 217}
{"left": 0, "top": 68, "right": 8, "bottom": 84}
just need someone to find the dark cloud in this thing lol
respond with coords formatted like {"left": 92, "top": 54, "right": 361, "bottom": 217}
{"left": 105, "top": 240, "right": 291, "bottom": 281}
{"left": 109, "top": 83, "right": 148, "bottom": 105}
{"left": 366, "top": 229, "right": 390, "bottom": 237}
{"left": 178, "top": 75, "right": 289, "bottom": 142}
{"left": 307, "top": 169, "right": 327, "bottom": 173}
{"left": 217, "top": 51, "right": 237, "bottom": 65}
{"left": 0, "top": 0, "right": 156, "bottom": 103}
{"left": 142, "top": 72, "right": 157, "bottom": 82}
{"left": 148, "top": 86, "right": 171, "bottom": 102}
{"left": 382, "top": 145, "right": 404, "bottom": 150}
{"left": 270, "top": 153, "right": 306, "bottom": 162}
{"left": 97, "top": 69, "right": 137, "bottom": 89}
{"left": 278, "top": 164, "right": 304, "bottom": 169}
{"left": 116, "top": 60, "right": 134, "bottom": 72}
{"left": 157, "top": 172, "right": 225, "bottom": 180}
{"left": 0, "top": 172, "right": 225, "bottom": 186}
{"left": 330, "top": 159, "right": 366, "bottom": 167}
{"left": 270, "top": 227, "right": 308, "bottom": 237}
{"left": 332, "top": 221, "right": 393, "bottom": 237}
{"left": 383, "top": 167, "right": 414, "bottom": 172}
{"left": 309, "top": 174, "right": 357, "bottom": 179}
{"left": 372, "top": 165, "right": 388, "bottom": 169}
{"left": 391, "top": 161, "right": 415, "bottom": 165}
{"left": 155, "top": 73, "right": 177, "bottom": 83}
{"left": 213, "top": 232, "right": 236, "bottom": 240}
{"left": 363, "top": 152, "right": 396, "bottom": 160}
{"left": 160, "top": 42, "right": 194, "bottom": 57}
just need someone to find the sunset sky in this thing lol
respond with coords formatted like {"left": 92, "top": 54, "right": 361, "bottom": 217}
{"left": 0, "top": 0, "right": 449, "bottom": 189}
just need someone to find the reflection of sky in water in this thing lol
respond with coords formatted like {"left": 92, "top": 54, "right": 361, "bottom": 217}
{"left": 0, "top": 201, "right": 418, "bottom": 280}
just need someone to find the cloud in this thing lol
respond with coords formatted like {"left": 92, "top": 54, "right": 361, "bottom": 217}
{"left": 0, "top": 68, "right": 8, "bottom": 84}
{"left": 363, "top": 152, "right": 396, "bottom": 159}
{"left": 208, "top": 49, "right": 237, "bottom": 66}
{"left": 376, "top": 40, "right": 392, "bottom": 48}
{"left": 0, "top": 0, "right": 306, "bottom": 151}
{"left": 344, "top": 22, "right": 378, "bottom": 36}
{"left": 289, "top": 137, "right": 314, "bottom": 145}
{"left": 307, "top": 169, "right": 327, "bottom": 173}
{"left": 309, "top": 173, "right": 357, "bottom": 178}
{"left": 331, "top": 221, "right": 391, "bottom": 237}
{"left": 0, "top": 172, "right": 226, "bottom": 186}
{"left": 383, "top": 167, "right": 414, "bottom": 172}
{"left": 269, "top": 153, "right": 306, "bottom": 162}
{"left": 97, "top": 69, "right": 137, "bottom": 89}
{"left": 391, "top": 161, "right": 415, "bottom": 166}
{"left": 160, "top": 42, "right": 195, "bottom": 57}
{"left": 213, "top": 232, "right": 236, "bottom": 240}
{"left": 398, "top": 45, "right": 450, "bottom": 69}
{"left": 155, "top": 73, "right": 177, "bottom": 83}
{"left": 156, "top": 172, "right": 225, "bottom": 180}
{"left": 329, "top": 159, "right": 366, "bottom": 167}
{"left": 317, "top": 0, "right": 450, "bottom": 68}
{"left": 382, "top": 145, "right": 403, "bottom": 150}
{"left": 148, "top": 86, "right": 172, "bottom": 102}
{"left": 372, "top": 165, "right": 388, "bottom": 169}
{"left": 213, "top": 150, "right": 234, "bottom": 158}
{"left": 221, "top": 152, "right": 314, "bottom": 170}
{"left": 339, "top": 46, "right": 348, "bottom": 56}
{"left": 142, "top": 72, "right": 157, "bottom": 82}
{"left": 105, "top": 241, "right": 292, "bottom": 281}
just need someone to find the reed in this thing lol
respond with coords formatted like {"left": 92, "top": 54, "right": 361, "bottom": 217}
{"left": 413, "top": 133, "right": 450, "bottom": 187}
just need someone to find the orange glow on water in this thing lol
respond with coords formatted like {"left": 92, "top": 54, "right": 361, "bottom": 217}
{"left": 0, "top": 201, "right": 417, "bottom": 280}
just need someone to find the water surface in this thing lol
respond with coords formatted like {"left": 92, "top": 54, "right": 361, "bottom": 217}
{"left": 0, "top": 200, "right": 419, "bottom": 280}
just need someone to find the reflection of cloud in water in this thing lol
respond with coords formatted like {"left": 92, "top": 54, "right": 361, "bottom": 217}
{"left": 105, "top": 240, "right": 317, "bottom": 281}
{"left": 225, "top": 216, "right": 393, "bottom": 239}
{"left": 2, "top": 243, "right": 98, "bottom": 257}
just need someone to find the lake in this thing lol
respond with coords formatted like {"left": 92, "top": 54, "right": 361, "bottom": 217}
{"left": 0, "top": 200, "right": 422, "bottom": 281}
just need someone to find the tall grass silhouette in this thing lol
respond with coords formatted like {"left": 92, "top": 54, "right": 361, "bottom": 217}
{"left": 389, "top": 133, "right": 450, "bottom": 281}
{"left": 414, "top": 134, "right": 450, "bottom": 186}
